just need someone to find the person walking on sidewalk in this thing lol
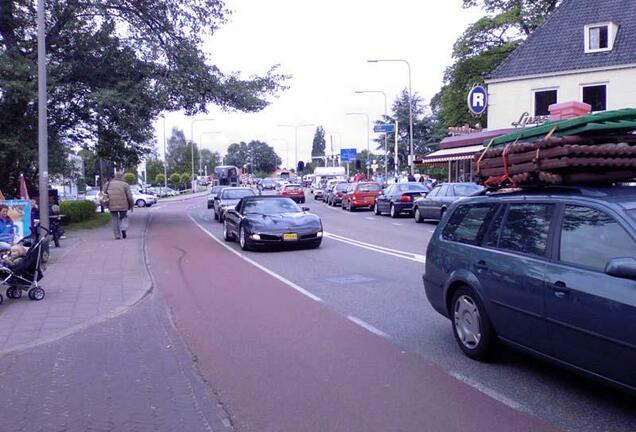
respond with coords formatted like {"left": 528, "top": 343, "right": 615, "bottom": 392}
{"left": 105, "top": 172, "right": 134, "bottom": 239}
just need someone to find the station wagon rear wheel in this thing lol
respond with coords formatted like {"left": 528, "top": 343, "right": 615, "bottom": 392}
{"left": 451, "top": 286, "right": 495, "bottom": 361}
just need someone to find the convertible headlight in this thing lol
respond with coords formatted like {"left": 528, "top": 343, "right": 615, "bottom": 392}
{"left": 251, "top": 234, "right": 261, "bottom": 240}
{"left": 316, "top": 231, "right": 323, "bottom": 238}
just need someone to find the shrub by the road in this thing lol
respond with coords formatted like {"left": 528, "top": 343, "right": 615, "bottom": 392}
{"left": 60, "top": 200, "right": 97, "bottom": 223}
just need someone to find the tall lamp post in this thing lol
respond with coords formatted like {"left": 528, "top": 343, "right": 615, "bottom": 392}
{"left": 277, "top": 124, "right": 314, "bottom": 171}
{"left": 190, "top": 118, "right": 215, "bottom": 191}
{"left": 37, "top": 0, "right": 49, "bottom": 231}
{"left": 367, "top": 59, "right": 414, "bottom": 175}
{"left": 345, "top": 112, "right": 370, "bottom": 177}
{"left": 354, "top": 90, "right": 388, "bottom": 178}
{"left": 325, "top": 131, "right": 342, "bottom": 167}
{"left": 161, "top": 115, "right": 168, "bottom": 190}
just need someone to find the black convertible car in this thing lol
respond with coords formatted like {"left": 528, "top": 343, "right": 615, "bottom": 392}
{"left": 223, "top": 196, "right": 323, "bottom": 251}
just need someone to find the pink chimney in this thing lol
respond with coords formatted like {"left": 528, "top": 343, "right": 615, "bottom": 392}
{"left": 548, "top": 101, "right": 592, "bottom": 121}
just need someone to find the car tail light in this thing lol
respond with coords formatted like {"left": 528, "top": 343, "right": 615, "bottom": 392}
{"left": 399, "top": 194, "right": 412, "bottom": 202}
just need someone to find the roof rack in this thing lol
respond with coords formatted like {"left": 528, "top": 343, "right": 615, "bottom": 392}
{"left": 474, "top": 185, "right": 609, "bottom": 198}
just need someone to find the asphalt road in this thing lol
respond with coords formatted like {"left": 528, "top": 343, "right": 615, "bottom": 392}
{"left": 177, "top": 189, "right": 635, "bottom": 432}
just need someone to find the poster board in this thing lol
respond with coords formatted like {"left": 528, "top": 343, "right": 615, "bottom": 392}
{"left": 0, "top": 200, "right": 32, "bottom": 243}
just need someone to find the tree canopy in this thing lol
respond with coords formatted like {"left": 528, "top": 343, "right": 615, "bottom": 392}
{"left": 225, "top": 140, "right": 281, "bottom": 174}
{"left": 0, "top": 0, "right": 288, "bottom": 196}
{"left": 311, "top": 126, "right": 326, "bottom": 166}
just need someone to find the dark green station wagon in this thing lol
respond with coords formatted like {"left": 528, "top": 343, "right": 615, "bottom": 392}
{"left": 423, "top": 185, "right": 636, "bottom": 392}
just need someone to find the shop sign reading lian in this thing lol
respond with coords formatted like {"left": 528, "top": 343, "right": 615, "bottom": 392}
{"left": 511, "top": 112, "right": 550, "bottom": 128}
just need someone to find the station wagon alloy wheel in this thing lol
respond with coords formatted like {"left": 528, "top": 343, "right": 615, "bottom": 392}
{"left": 454, "top": 295, "right": 481, "bottom": 349}
{"left": 450, "top": 286, "right": 495, "bottom": 361}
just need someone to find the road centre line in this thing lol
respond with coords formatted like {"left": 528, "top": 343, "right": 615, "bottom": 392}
{"left": 324, "top": 232, "right": 426, "bottom": 263}
{"left": 347, "top": 316, "right": 390, "bottom": 339}
{"left": 188, "top": 214, "right": 323, "bottom": 303}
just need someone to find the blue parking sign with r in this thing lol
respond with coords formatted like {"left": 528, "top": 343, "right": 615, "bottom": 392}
{"left": 467, "top": 85, "right": 488, "bottom": 115}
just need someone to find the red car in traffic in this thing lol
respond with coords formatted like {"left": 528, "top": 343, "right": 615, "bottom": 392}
{"left": 341, "top": 182, "right": 382, "bottom": 211}
{"left": 280, "top": 184, "right": 306, "bottom": 203}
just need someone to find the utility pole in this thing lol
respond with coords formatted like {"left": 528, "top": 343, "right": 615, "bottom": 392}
{"left": 37, "top": 0, "right": 49, "bottom": 231}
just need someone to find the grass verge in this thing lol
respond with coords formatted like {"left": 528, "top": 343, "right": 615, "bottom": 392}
{"left": 66, "top": 212, "right": 111, "bottom": 231}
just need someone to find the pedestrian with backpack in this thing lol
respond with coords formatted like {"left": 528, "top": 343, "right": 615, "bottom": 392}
{"left": 103, "top": 171, "right": 134, "bottom": 239}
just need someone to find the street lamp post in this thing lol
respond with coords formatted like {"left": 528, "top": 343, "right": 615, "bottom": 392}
{"left": 367, "top": 59, "right": 414, "bottom": 175}
{"left": 277, "top": 124, "right": 314, "bottom": 171}
{"left": 162, "top": 115, "right": 168, "bottom": 190}
{"left": 345, "top": 112, "right": 370, "bottom": 177}
{"left": 354, "top": 90, "right": 388, "bottom": 178}
{"left": 190, "top": 118, "right": 215, "bottom": 191}
{"left": 37, "top": 0, "right": 49, "bottom": 232}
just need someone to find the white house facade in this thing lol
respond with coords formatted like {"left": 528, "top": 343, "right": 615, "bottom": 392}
{"left": 485, "top": 0, "right": 636, "bottom": 129}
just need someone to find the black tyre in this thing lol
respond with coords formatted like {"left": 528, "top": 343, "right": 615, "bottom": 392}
{"left": 239, "top": 226, "right": 251, "bottom": 251}
{"left": 390, "top": 204, "right": 398, "bottom": 218}
{"left": 414, "top": 207, "right": 424, "bottom": 223}
{"left": 9, "top": 287, "right": 22, "bottom": 299}
{"left": 136, "top": 199, "right": 146, "bottom": 208}
{"left": 28, "top": 287, "right": 45, "bottom": 301}
{"left": 373, "top": 203, "right": 381, "bottom": 215}
{"left": 6, "top": 287, "right": 15, "bottom": 299}
{"left": 451, "top": 286, "right": 496, "bottom": 361}
{"left": 0, "top": 293, "right": 3, "bottom": 305}
{"left": 223, "top": 222, "right": 233, "bottom": 242}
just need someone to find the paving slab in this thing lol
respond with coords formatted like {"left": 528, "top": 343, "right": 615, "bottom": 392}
{"left": 0, "top": 209, "right": 152, "bottom": 355}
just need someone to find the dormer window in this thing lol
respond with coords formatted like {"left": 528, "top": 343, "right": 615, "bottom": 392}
{"left": 585, "top": 22, "right": 618, "bottom": 53}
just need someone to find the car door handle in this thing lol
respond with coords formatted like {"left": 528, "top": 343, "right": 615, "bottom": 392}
{"left": 474, "top": 260, "right": 488, "bottom": 271}
{"left": 551, "top": 281, "right": 570, "bottom": 298}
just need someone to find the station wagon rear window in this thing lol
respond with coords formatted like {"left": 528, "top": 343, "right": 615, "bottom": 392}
{"left": 442, "top": 204, "right": 496, "bottom": 245}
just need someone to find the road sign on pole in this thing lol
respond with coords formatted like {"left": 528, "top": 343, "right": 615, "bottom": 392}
{"left": 373, "top": 123, "right": 396, "bottom": 134}
{"left": 340, "top": 148, "right": 357, "bottom": 162}
{"left": 467, "top": 84, "right": 488, "bottom": 115}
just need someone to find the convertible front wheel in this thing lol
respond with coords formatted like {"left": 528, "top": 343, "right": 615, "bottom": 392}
{"left": 239, "top": 226, "right": 251, "bottom": 251}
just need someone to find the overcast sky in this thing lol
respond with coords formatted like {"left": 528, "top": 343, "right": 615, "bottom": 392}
{"left": 157, "top": 0, "right": 482, "bottom": 169}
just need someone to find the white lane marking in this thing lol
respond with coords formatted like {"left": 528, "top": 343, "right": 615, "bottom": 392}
{"left": 188, "top": 214, "right": 323, "bottom": 303}
{"left": 449, "top": 371, "right": 528, "bottom": 413}
{"left": 364, "top": 217, "right": 376, "bottom": 221}
{"left": 391, "top": 222, "right": 403, "bottom": 226}
{"left": 347, "top": 316, "right": 390, "bottom": 339}
{"left": 324, "top": 232, "right": 426, "bottom": 263}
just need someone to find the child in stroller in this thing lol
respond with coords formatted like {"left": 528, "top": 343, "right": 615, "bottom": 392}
{"left": 0, "top": 234, "right": 47, "bottom": 304}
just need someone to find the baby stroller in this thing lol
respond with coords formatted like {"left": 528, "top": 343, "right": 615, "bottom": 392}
{"left": 0, "top": 228, "right": 49, "bottom": 304}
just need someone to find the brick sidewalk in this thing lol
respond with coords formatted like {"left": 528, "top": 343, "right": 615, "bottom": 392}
{"left": 0, "top": 209, "right": 152, "bottom": 354}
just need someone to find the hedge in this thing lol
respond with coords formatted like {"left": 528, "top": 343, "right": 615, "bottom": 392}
{"left": 60, "top": 200, "right": 97, "bottom": 223}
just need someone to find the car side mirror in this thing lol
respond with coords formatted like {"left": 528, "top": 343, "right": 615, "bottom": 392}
{"left": 605, "top": 257, "right": 636, "bottom": 280}
{"left": 301, "top": 206, "right": 310, "bottom": 212}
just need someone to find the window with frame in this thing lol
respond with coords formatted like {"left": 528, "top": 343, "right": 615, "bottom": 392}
{"left": 560, "top": 205, "right": 635, "bottom": 271}
{"left": 427, "top": 187, "right": 440, "bottom": 198}
{"left": 437, "top": 185, "right": 449, "bottom": 197}
{"left": 534, "top": 90, "right": 557, "bottom": 116}
{"left": 499, "top": 204, "right": 555, "bottom": 257}
{"left": 582, "top": 85, "right": 607, "bottom": 112}
{"left": 589, "top": 25, "right": 609, "bottom": 50}
{"left": 442, "top": 204, "right": 497, "bottom": 245}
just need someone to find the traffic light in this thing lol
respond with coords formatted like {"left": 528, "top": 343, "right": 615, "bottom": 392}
{"left": 297, "top": 161, "right": 305, "bottom": 173}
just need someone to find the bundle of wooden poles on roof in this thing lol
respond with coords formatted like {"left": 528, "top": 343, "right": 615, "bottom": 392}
{"left": 474, "top": 109, "right": 636, "bottom": 187}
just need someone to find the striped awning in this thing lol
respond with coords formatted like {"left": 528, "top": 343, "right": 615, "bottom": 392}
{"left": 417, "top": 144, "right": 484, "bottom": 164}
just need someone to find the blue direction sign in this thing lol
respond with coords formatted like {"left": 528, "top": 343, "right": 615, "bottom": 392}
{"left": 373, "top": 123, "right": 396, "bottom": 133}
{"left": 340, "top": 148, "right": 357, "bottom": 162}
{"left": 467, "top": 84, "right": 488, "bottom": 115}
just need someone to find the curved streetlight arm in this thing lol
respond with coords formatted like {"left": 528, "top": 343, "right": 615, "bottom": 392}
{"left": 277, "top": 123, "right": 315, "bottom": 170}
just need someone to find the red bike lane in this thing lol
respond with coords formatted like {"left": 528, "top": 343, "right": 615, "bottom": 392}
{"left": 147, "top": 204, "right": 561, "bottom": 432}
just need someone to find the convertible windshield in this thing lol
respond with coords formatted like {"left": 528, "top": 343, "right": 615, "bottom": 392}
{"left": 222, "top": 189, "right": 255, "bottom": 199}
{"left": 243, "top": 198, "right": 301, "bottom": 214}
